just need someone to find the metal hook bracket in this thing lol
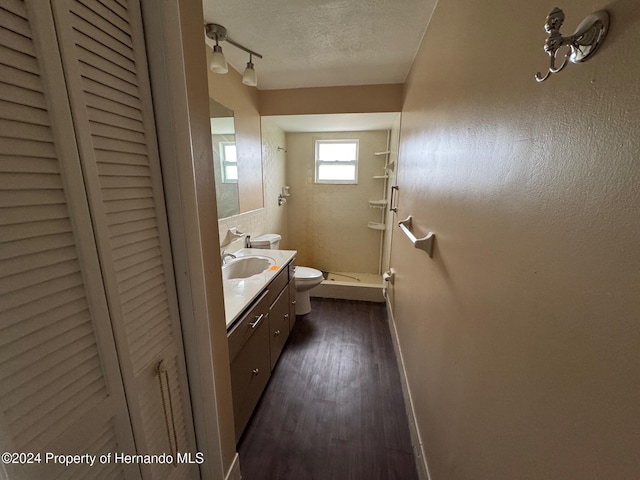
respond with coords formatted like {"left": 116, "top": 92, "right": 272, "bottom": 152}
{"left": 535, "top": 8, "right": 609, "bottom": 83}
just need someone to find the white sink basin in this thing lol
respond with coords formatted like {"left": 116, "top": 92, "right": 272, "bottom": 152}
{"left": 222, "top": 255, "right": 275, "bottom": 280}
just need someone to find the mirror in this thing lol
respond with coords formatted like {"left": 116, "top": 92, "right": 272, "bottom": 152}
{"left": 210, "top": 99, "right": 240, "bottom": 219}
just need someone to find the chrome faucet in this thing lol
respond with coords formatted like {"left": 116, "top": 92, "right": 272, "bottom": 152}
{"left": 221, "top": 251, "right": 236, "bottom": 265}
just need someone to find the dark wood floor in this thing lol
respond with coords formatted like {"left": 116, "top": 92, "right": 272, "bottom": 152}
{"left": 237, "top": 298, "right": 419, "bottom": 480}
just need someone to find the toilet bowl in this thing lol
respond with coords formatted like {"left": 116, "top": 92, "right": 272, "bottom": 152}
{"left": 250, "top": 234, "right": 323, "bottom": 315}
{"left": 292, "top": 266, "right": 324, "bottom": 315}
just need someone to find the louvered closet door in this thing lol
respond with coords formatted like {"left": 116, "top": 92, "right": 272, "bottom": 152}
{"left": 50, "top": 1, "right": 197, "bottom": 479}
{"left": 0, "top": 1, "right": 141, "bottom": 479}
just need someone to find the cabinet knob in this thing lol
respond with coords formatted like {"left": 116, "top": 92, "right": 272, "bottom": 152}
{"left": 252, "top": 368, "right": 259, "bottom": 376}
{"left": 284, "top": 313, "right": 289, "bottom": 319}
{"left": 274, "top": 329, "right": 281, "bottom": 336}
{"left": 291, "top": 300, "right": 296, "bottom": 305}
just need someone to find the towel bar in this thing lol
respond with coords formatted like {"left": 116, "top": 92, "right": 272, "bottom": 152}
{"left": 398, "top": 216, "right": 435, "bottom": 258}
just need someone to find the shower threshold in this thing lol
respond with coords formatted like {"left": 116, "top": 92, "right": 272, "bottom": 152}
{"left": 310, "top": 271, "right": 384, "bottom": 303}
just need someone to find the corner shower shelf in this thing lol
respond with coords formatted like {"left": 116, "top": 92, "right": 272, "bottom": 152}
{"left": 367, "top": 221, "right": 386, "bottom": 231}
{"left": 368, "top": 199, "right": 388, "bottom": 208}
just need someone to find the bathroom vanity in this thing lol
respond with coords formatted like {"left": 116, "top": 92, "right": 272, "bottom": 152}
{"left": 223, "top": 249, "right": 297, "bottom": 441}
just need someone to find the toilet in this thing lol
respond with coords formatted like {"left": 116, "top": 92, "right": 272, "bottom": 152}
{"left": 250, "top": 234, "right": 323, "bottom": 315}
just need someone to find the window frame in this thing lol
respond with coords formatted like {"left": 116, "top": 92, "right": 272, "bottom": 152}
{"left": 219, "top": 141, "right": 238, "bottom": 184}
{"left": 314, "top": 139, "right": 359, "bottom": 185}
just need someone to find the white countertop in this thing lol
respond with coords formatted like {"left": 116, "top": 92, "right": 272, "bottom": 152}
{"left": 223, "top": 248, "right": 297, "bottom": 329}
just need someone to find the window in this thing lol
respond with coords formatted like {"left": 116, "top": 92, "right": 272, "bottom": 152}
{"left": 220, "top": 142, "right": 238, "bottom": 183}
{"left": 315, "top": 139, "right": 359, "bottom": 184}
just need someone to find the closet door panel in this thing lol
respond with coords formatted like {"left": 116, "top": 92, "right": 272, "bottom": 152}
{"left": 0, "top": 1, "right": 140, "bottom": 478}
{"left": 50, "top": 0, "right": 197, "bottom": 478}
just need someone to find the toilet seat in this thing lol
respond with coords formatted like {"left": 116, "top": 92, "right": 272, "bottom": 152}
{"left": 294, "top": 266, "right": 323, "bottom": 281}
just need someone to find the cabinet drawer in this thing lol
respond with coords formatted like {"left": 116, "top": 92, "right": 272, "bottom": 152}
{"left": 228, "top": 289, "right": 270, "bottom": 363}
{"left": 230, "top": 317, "right": 270, "bottom": 443}
{"left": 269, "top": 287, "right": 290, "bottom": 371}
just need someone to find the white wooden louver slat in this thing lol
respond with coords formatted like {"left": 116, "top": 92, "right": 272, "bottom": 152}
{"left": 1, "top": 239, "right": 75, "bottom": 273}
{"left": 0, "top": 297, "right": 86, "bottom": 350}
{"left": 0, "top": 203, "right": 69, "bottom": 227}
{"left": 73, "top": 25, "right": 136, "bottom": 73}
{"left": 0, "top": 218, "right": 71, "bottom": 244}
{"left": 0, "top": 43, "right": 39, "bottom": 75}
{"left": 0, "top": 271, "right": 84, "bottom": 313}
{"left": 82, "top": 76, "right": 142, "bottom": 111}
{"left": 120, "top": 283, "right": 165, "bottom": 316}
{"left": 69, "top": 11, "right": 133, "bottom": 62}
{"left": 76, "top": 0, "right": 129, "bottom": 33}
{"left": 89, "top": 108, "right": 144, "bottom": 134}
{"left": 84, "top": 91, "right": 143, "bottom": 122}
{"left": 0, "top": 231, "right": 75, "bottom": 261}
{"left": 0, "top": 20, "right": 36, "bottom": 53}
{"left": 111, "top": 233, "right": 159, "bottom": 261}
{"left": 0, "top": 2, "right": 139, "bottom": 478}
{"left": 89, "top": 119, "right": 147, "bottom": 144}
{"left": 109, "top": 217, "right": 157, "bottom": 239}
{"left": 0, "top": 118, "right": 53, "bottom": 141}
{"left": 113, "top": 244, "right": 160, "bottom": 272}
{"left": 0, "top": 62, "right": 41, "bottom": 91}
{"left": 0, "top": 171, "right": 61, "bottom": 189}
{"left": 0, "top": 81, "right": 45, "bottom": 110}
{"left": 0, "top": 0, "right": 29, "bottom": 19}
{"left": 75, "top": 47, "right": 137, "bottom": 89}
{"left": 51, "top": 0, "right": 196, "bottom": 476}
{"left": 0, "top": 305, "right": 90, "bottom": 359}
{"left": 0, "top": 189, "right": 66, "bottom": 209}
{"left": 101, "top": 173, "right": 151, "bottom": 189}
{"left": 102, "top": 186, "right": 153, "bottom": 202}
{"left": 0, "top": 318, "right": 96, "bottom": 388}
{"left": 109, "top": 224, "right": 158, "bottom": 250}
{"left": 71, "top": 0, "right": 131, "bottom": 47}
{"left": 0, "top": 154, "right": 59, "bottom": 173}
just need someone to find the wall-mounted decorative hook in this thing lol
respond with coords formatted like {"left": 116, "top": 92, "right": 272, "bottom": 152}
{"left": 535, "top": 7, "right": 609, "bottom": 83}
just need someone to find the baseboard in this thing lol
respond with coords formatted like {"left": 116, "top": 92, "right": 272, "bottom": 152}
{"left": 311, "top": 282, "right": 384, "bottom": 302}
{"left": 386, "top": 298, "right": 431, "bottom": 480}
{"left": 224, "top": 453, "right": 241, "bottom": 480}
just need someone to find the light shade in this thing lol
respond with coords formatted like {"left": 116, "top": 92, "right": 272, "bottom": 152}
{"left": 210, "top": 45, "right": 228, "bottom": 74}
{"left": 242, "top": 61, "right": 257, "bottom": 87}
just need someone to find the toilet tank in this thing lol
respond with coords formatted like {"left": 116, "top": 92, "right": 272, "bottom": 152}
{"left": 251, "top": 233, "right": 281, "bottom": 249}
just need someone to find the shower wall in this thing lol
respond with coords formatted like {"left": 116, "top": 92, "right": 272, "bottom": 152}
{"left": 286, "top": 130, "right": 388, "bottom": 273}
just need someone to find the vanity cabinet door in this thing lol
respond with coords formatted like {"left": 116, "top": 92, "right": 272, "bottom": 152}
{"left": 288, "top": 262, "right": 297, "bottom": 331}
{"left": 269, "top": 287, "right": 290, "bottom": 371}
{"left": 229, "top": 315, "right": 270, "bottom": 442}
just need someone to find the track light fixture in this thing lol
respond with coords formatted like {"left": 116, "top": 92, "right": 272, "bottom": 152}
{"left": 205, "top": 23, "right": 263, "bottom": 87}
{"left": 242, "top": 54, "right": 257, "bottom": 87}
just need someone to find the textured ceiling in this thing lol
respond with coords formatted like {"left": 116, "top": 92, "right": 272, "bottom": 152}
{"left": 202, "top": 0, "right": 436, "bottom": 90}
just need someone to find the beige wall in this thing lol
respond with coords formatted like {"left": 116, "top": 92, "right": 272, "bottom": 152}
{"left": 391, "top": 0, "right": 640, "bottom": 479}
{"left": 286, "top": 131, "right": 388, "bottom": 272}
{"left": 261, "top": 118, "right": 290, "bottom": 248}
{"left": 259, "top": 84, "right": 404, "bottom": 116}
{"left": 206, "top": 56, "right": 263, "bottom": 213}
